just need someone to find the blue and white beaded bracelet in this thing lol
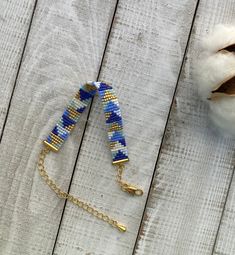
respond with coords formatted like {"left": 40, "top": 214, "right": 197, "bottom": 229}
{"left": 39, "top": 82, "right": 143, "bottom": 232}
{"left": 44, "top": 82, "right": 129, "bottom": 165}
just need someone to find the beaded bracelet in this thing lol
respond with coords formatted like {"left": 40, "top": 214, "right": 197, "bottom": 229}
{"left": 38, "top": 82, "right": 143, "bottom": 232}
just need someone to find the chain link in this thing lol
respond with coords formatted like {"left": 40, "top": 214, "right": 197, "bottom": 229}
{"left": 37, "top": 147, "right": 126, "bottom": 232}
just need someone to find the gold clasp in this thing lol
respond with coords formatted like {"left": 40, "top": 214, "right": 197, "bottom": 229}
{"left": 115, "top": 163, "right": 144, "bottom": 196}
{"left": 122, "top": 184, "right": 143, "bottom": 196}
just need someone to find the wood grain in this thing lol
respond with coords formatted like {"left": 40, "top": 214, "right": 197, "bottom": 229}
{"left": 52, "top": 0, "right": 199, "bottom": 254}
{"left": 0, "top": 0, "right": 36, "bottom": 136}
{"left": 134, "top": 0, "right": 235, "bottom": 254}
{"left": 0, "top": 0, "right": 116, "bottom": 254}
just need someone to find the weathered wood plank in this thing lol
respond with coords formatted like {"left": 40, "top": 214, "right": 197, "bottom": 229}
{"left": 52, "top": 0, "right": 198, "bottom": 254}
{"left": 0, "top": 0, "right": 36, "bottom": 137}
{"left": 134, "top": 1, "right": 235, "bottom": 254}
{"left": 0, "top": 0, "right": 116, "bottom": 254}
{"left": 213, "top": 177, "right": 235, "bottom": 254}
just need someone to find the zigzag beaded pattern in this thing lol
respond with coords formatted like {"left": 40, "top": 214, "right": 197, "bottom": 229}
{"left": 44, "top": 82, "right": 129, "bottom": 164}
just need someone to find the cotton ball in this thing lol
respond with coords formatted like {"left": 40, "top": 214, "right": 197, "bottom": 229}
{"left": 202, "top": 24, "right": 235, "bottom": 53}
{"left": 194, "top": 24, "right": 235, "bottom": 136}
{"left": 195, "top": 51, "right": 235, "bottom": 100}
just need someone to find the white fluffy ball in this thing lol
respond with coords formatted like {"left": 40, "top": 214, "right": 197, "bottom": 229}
{"left": 194, "top": 24, "right": 235, "bottom": 136}
{"left": 201, "top": 24, "right": 235, "bottom": 53}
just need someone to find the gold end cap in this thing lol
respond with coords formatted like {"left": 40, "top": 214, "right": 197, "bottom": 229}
{"left": 116, "top": 223, "right": 127, "bottom": 232}
{"left": 112, "top": 158, "right": 129, "bottom": 165}
{"left": 43, "top": 141, "right": 58, "bottom": 152}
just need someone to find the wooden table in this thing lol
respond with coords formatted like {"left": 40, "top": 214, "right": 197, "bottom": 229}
{"left": 1, "top": 0, "right": 235, "bottom": 254}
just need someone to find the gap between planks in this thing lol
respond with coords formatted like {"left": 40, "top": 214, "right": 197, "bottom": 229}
{"left": 51, "top": 0, "right": 120, "bottom": 253}
{"left": 210, "top": 166, "right": 235, "bottom": 254}
{"left": 132, "top": 0, "right": 235, "bottom": 254}
{"left": 0, "top": 0, "right": 38, "bottom": 143}
{"left": 132, "top": 0, "right": 201, "bottom": 254}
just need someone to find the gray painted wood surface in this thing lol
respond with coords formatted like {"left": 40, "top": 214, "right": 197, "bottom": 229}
{"left": 1, "top": 0, "right": 235, "bottom": 255}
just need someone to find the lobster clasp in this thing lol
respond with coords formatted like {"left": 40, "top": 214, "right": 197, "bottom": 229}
{"left": 122, "top": 184, "right": 143, "bottom": 196}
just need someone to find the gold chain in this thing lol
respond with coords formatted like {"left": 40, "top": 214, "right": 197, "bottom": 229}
{"left": 37, "top": 147, "right": 126, "bottom": 232}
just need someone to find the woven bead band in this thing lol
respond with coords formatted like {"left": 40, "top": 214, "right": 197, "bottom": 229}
{"left": 44, "top": 82, "right": 129, "bottom": 164}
